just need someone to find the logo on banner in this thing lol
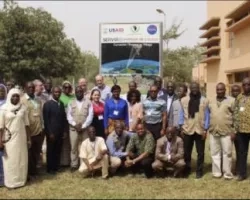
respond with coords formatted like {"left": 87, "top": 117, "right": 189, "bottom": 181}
{"left": 103, "top": 28, "right": 108, "bottom": 34}
{"left": 130, "top": 25, "right": 140, "bottom": 33}
{"left": 108, "top": 28, "right": 124, "bottom": 33}
{"left": 147, "top": 25, "right": 157, "bottom": 35}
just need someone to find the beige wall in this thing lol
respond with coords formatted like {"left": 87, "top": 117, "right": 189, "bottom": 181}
{"left": 192, "top": 63, "right": 207, "bottom": 86}
{"left": 203, "top": 0, "right": 250, "bottom": 97}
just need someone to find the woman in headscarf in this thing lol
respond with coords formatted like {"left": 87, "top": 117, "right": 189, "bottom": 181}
{"left": 0, "top": 88, "right": 30, "bottom": 189}
{"left": 59, "top": 81, "right": 75, "bottom": 168}
{"left": 0, "top": 84, "right": 7, "bottom": 187}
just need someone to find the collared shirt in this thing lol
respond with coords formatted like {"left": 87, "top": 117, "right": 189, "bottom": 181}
{"left": 167, "top": 95, "right": 173, "bottom": 113}
{"left": 143, "top": 97, "right": 167, "bottom": 124}
{"left": 234, "top": 93, "right": 250, "bottom": 133}
{"left": 35, "top": 93, "right": 49, "bottom": 106}
{"left": 92, "top": 85, "right": 111, "bottom": 103}
{"left": 166, "top": 140, "right": 171, "bottom": 160}
{"left": 67, "top": 99, "right": 94, "bottom": 129}
{"left": 158, "top": 89, "right": 164, "bottom": 98}
{"left": 106, "top": 131, "right": 133, "bottom": 158}
{"left": 126, "top": 132, "right": 155, "bottom": 155}
{"left": 104, "top": 97, "right": 129, "bottom": 128}
{"left": 208, "top": 96, "right": 235, "bottom": 136}
{"left": 79, "top": 137, "right": 107, "bottom": 162}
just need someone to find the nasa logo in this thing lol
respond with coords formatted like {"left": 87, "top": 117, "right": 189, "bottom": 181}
{"left": 147, "top": 25, "right": 157, "bottom": 35}
{"left": 109, "top": 28, "right": 124, "bottom": 33}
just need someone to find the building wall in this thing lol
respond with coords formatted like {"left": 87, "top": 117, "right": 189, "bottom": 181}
{"left": 204, "top": 0, "right": 249, "bottom": 97}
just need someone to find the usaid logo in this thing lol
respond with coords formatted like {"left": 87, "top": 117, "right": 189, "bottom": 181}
{"left": 147, "top": 25, "right": 157, "bottom": 35}
{"left": 109, "top": 28, "right": 124, "bottom": 33}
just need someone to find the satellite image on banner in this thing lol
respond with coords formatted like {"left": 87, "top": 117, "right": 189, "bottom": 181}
{"left": 101, "top": 43, "right": 160, "bottom": 75}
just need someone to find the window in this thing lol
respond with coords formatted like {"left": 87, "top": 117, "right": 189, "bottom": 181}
{"left": 227, "top": 74, "right": 233, "bottom": 84}
{"left": 234, "top": 71, "right": 249, "bottom": 82}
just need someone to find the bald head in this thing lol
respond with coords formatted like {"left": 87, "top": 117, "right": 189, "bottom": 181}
{"left": 52, "top": 86, "right": 62, "bottom": 101}
{"left": 242, "top": 77, "right": 250, "bottom": 95}
{"left": 231, "top": 84, "right": 241, "bottom": 98}
{"left": 33, "top": 79, "right": 44, "bottom": 95}
{"left": 95, "top": 75, "right": 104, "bottom": 88}
{"left": 25, "top": 81, "right": 35, "bottom": 97}
{"left": 114, "top": 121, "right": 125, "bottom": 136}
{"left": 78, "top": 78, "right": 88, "bottom": 91}
{"left": 216, "top": 82, "right": 226, "bottom": 98}
{"left": 166, "top": 126, "right": 177, "bottom": 141}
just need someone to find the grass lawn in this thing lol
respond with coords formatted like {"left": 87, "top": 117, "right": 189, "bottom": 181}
{"left": 1, "top": 138, "right": 250, "bottom": 199}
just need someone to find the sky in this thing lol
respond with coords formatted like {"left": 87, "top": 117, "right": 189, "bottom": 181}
{"left": 1, "top": 1, "right": 207, "bottom": 57}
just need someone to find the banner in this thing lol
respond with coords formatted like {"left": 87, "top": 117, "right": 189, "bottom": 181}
{"left": 100, "top": 23, "right": 162, "bottom": 76}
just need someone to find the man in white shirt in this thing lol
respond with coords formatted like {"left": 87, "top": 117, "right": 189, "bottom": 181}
{"left": 67, "top": 86, "right": 94, "bottom": 171}
{"left": 79, "top": 126, "right": 109, "bottom": 179}
{"left": 92, "top": 75, "right": 111, "bottom": 102}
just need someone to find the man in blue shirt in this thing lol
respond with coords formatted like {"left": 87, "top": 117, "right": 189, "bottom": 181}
{"left": 106, "top": 121, "right": 133, "bottom": 175}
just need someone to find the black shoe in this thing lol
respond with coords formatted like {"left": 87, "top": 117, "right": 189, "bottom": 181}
{"left": 237, "top": 176, "right": 246, "bottom": 181}
{"left": 196, "top": 173, "right": 203, "bottom": 179}
{"left": 47, "top": 170, "right": 56, "bottom": 175}
{"left": 71, "top": 167, "right": 78, "bottom": 173}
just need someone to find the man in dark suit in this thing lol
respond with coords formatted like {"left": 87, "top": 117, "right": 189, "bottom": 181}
{"left": 43, "top": 86, "right": 67, "bottom": 174}
{"left": 152, "top": 126, "right": 185, "bottom": 177}
{"left": 159, "top": 81, "right": 179, "bottom": 125}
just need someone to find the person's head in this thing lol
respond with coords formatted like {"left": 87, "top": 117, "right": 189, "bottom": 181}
{"left": 216, "top": 82, "right": 226, "bottom": 98}
{"left": 154, "top": 76, "right": 163, "bottom": 90}
{"left": 95, "top": 75, "right": 104, "bottom": 88}
{"left": 190, "top": 82, "right": 200, "bottom": 96}
{"left": 242, "top": 78, "right": 250, "bottom": 95}
{"left": 75, "top": 86, "right": 84, "bottom": 101}
{"left": 166, "top": 126, "right": 177, "bottom": 142}
{"left": 166, "top": 81, "right": 176, "bottom": 96}
{"left": 111, "top": 85, "right": 121, "bottom": 99}
{"left": 127, "top": 89, "right": 141, "bottom": 104}
{"left": 33, "top": 79, "right": 44, "bottom": 95}
{"left": 6, "top": 80, "right": 15, "bottom": 93}
{"left": 44, "top": 78, "right": 52, "bottom": 93}
{"left": 52, "top": 86, "right": 62, "bottom": 101}
{"left": 25, "top": 81, "right": 35, "bottom": 97}
{"left": 128, "top": 81, "right": 137, "bottom": 92}
{"left": 7, "top": 88, "right": 21, "bottom": 106}
{"left": 149, "top": 85, "right": 159, "bottom": 100}
{"left": 0, "top": 84, "right": 7, "bottom": 100}
{"left": 90, "top": 89, "right": 101, "bottom": 102}
{"left": 178, "top": 84, "right": 188, "bottom": 99}
{"left": 231, "top": 85, "right": 241, "bottom": 98}
{"left": 114, "top": 121, "right": 125, "bottom": 136}
{"left": 87, "top": 126, "right": 96, "bottom": 141}
{"left": 136, "top": 123, "right": 146, "bottom": 137}
{"left": 62, "top": 81, "right": 72, "bottom": 96}
{"left": 78, "top": 78, "right": 88, "bottom": 92}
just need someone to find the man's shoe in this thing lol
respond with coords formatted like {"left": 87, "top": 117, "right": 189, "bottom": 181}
{"left": 196, "top": 173, "right": 203, "bottom": 179}
{"left": 237, "top": 176, "right": 246, "bottom": 181}
{"left": 71, "top": 167, "right": 78, "bottom": 173}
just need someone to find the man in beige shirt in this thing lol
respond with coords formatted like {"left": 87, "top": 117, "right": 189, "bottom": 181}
{"left": 208, "top": 83, "right": 235, "bottom": 180}
{"left": 152, "top": 126, "right": 185, "bottom": 178}
{"left": 78, "top": 78, "right": 91, "bottom": 100}
{"left": 21, "top": 81, "right": 43, "bottom": 179}
{"left": 78, "top": 126, "right": 109, "bottom": 179}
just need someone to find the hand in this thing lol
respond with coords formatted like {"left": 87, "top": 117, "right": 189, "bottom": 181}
{"left": 96, "top": 154, "right": 103, "bottom": 161}
{"left": 0, "top": 142, "right": 4, "bottom": 151}
{"left": 202, "top": 131, "right": 207, "bottom": 140}
{"left": 88, "top": 164, "right": 94, "bottom": 172}
{"left": 75, "top": 124, "right": 82, "bottom": 132}
{"left": 230, "top": 133, "right": 236, "bottom": 141}
{"left": 125, "top": 160, "right": 133, "bottom": 167}
{"left": 160, "top": 129, "right": 165, "bottom": 136}
{"left": 49, "top": 134, "right": 55, "bottom": 142}
{"left": 105, "top": 129, "right": 109, "bottom": 136}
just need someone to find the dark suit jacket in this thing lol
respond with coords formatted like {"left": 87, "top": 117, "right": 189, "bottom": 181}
{"left": 159, "top": 93, "right": 178, "bottom": 117}
{"left": 43, "top": 100, "right": 67, "bottom": 137}
{"left": 155, "top": 136, "right": 184, "bottom": 162}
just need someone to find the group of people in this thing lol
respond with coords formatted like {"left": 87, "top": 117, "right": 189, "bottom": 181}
{"left": 0, "top": 74, "right": 250, "bottom": 189}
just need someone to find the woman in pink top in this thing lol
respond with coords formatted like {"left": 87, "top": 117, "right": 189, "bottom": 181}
{"left": 127, "top": 90, "right": 143, "bottom": 132}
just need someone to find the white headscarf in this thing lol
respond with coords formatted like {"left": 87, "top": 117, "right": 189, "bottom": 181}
{"left": 0, "top": 84, "right": 7, "bottom": 107}
{"left": 4, "top": 88, "right": 22, "bottom": 112}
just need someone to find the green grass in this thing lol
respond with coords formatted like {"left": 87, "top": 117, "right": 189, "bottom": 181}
{"left": 1, "top": 138, "right": 250, "bottom": 199}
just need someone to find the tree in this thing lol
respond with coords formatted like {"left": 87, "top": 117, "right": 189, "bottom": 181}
{"left": 163, "top": 18, "right": 186, "bottom": 49}
{"left": 0, "top": 0, "right": 83, "bottom": 85}
{"left": 162, "top": 45, "right": 204, "bottom": 83}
